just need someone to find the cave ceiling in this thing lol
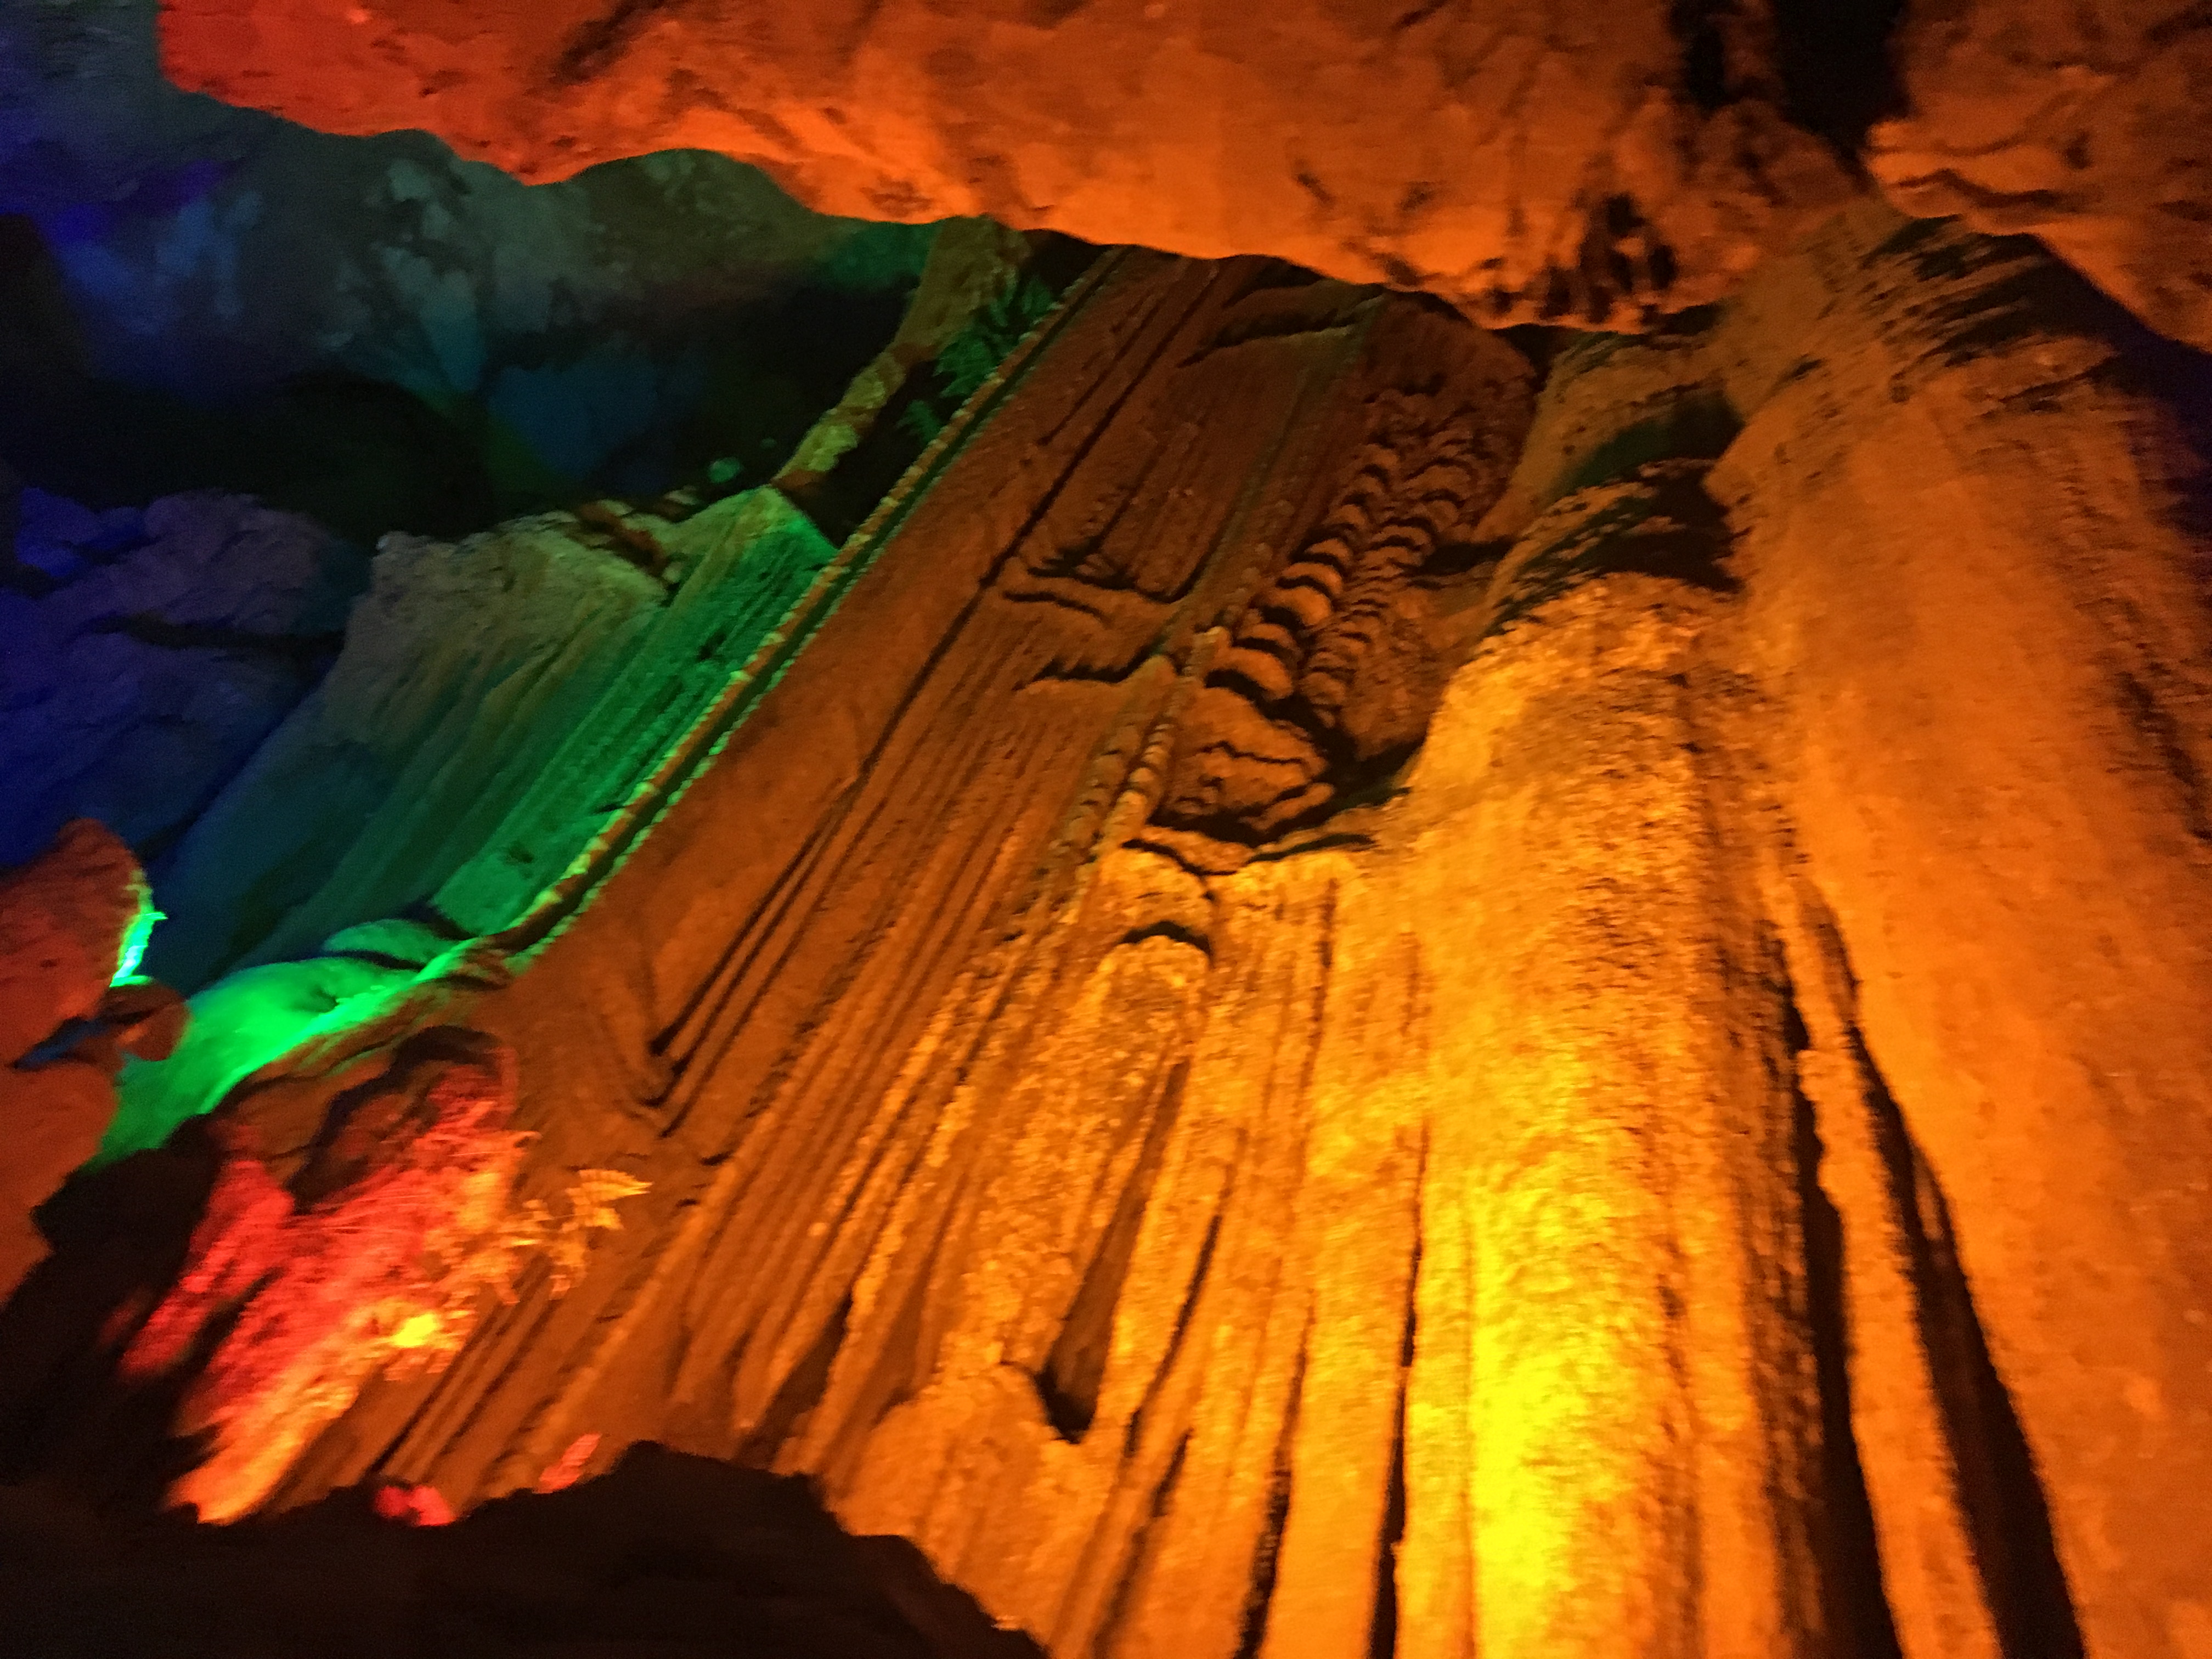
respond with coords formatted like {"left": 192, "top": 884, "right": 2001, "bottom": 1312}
{"left": 160, "top": 0, "right": 2212, "bottom": 348}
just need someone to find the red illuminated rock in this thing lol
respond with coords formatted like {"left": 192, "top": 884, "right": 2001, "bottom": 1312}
{"left": 0, "top": 821, "right": 168, "bottom": 1300}
{"left": 160, "top": 0, "right": 1854, "bottom": 329}
{"left": 156, "top": 2, "right": 2212, "bottom": 352}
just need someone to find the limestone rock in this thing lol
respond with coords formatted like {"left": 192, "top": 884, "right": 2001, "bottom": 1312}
{"left": 144, "top": 513, "right": 667, "bottom": 988}
{"left": 0, "top": 822, "right": 146, "bottom": 1068}
{"left": 0, "top": 820, "right": 160, "bottom": 1301}
{"left": 129, "top": 224, "right": 1064, "bottom": 1001}
{"left": 122, "top": 259, "right": 1543, "bottom": 1652}
{"left": 774, "top": 217, "right": 1042, "bottom": 518}
{"left": 9, "top": 214, "right": 2210, "bottom": 1659}
{"left": 0, "top": 489, "right": 362, "bottom": 867}
{"left": 433, "top": 487, "right": 842, "bottom": 935}
{"left": 1871, "top": 0, "right": 2212, "bottom": 353}
{"left": 104, "top": 951, "right": 425, "bottom": 1165}
{"left": 156, "top": 0, "right": 1855, "bottom": 330}
{"left": 1707, "top": 200, "right": 2212, "bottom": 1659}
{"left": 1, "top": 1, "right": 936, "bottom": 526}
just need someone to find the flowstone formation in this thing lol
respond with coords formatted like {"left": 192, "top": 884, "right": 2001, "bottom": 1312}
{"left": 8, "top": 198, "right": 2208, "bottom": 1659}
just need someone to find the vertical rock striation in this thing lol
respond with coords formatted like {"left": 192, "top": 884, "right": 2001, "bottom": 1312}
{"left": 1710, "top": 201, "right": 2212, "bottom": 1659}
{"left": 18, "top": 206, "right": 2210, "bottom": 1657}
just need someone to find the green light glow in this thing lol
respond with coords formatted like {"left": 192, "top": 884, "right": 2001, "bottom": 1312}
{"left": 113, "top": 890, "right": 165, "bottom": 985}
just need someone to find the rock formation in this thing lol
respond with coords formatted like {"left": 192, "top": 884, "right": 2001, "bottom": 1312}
{"left": 1867, "top": 0, "right": 2212, "bottom": 353}
{"left": 155, "top": 0, "right": 2212, "bottom": 350}
{"left": 1, "top": 6, "right": 2209, "bottom": 1657}
{"left": 0, "top": 821, "right": 182, "bottom": 1301}
{"left": 1, "top": 490, "right": 360, "bottom": 868}
{"left": 131, "top": 218, "right": 1073, "bottom": 998}
{"left": 158, "top": 0, "right": 1861, "bottom": 329}
{"left": 9, "top": 198, "right": 2204, "bottom": 1658}
{"left": 2, "top": 0, "right": 938, "bottom": 529}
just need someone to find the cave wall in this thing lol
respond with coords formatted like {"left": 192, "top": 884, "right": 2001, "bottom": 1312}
{"left": 0, "top": 490, "right": 362, "bottom": 869}
{"left": 2, "top": 0, "right": 1072, "bottom": 989}
{"left": 1866, "top": 0, "right": 2212, "bottom": 355}
{"left": 155, "top": 0, "right": 1860, "bottom": 330}
{"left": 29, "top": 206, "right": 2203, "bottom": 1659}
{"left": 86, "top": 220, "right": 1065, "bottom": 1166}
{"left": 1705, "top": 205, "right": 2212, "bottom": 1659}
{"left": 3, "top": 4, "right": 2210, "bottom": 1655}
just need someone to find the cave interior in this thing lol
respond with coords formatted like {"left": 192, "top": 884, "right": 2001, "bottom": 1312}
{"left": 2, "top": 3, "right": 2210, "bottom": 1658}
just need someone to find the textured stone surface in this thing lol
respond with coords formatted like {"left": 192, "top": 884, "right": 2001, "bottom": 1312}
{"left": 156, "top": 0, "right": 1858, "bottom": 330}
{"left": 0, "top": 820, "right": 155, "bottom": 1300}
{"left": 0, "top": 821, "right": 144, "bottom": 1069}
{"left": 1870, "top": 0, "right": 2212, "bottom": 353}
{"left": 148, "top": 0, "right": 2212, "bottom": 358}
{"left": 1, "top": 489, "right": 362, "bottom": 868}
{"left": 8, "top": 216, "right": 2210, "bottom": 1658}
{"left": 2, "top": 1, "right": 938, "bottom": 528}
{"left": 143, "top": 511, "right": 667, "bottom": 990}
{"left": 1707, "top": 202, "right": 2212, "bottom": 1659}
{"left": 142, "top": 221, "right": 1054, "bottom": 992}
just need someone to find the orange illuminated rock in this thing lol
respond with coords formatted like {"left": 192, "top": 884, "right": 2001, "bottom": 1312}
{"left": 9, "top": 218, "right": 2209, "bottom": 1657}
{"left": 1871, "top": 0, "right": 2212, "bottom": 352}
{"left": 159, "top": 0, "right": 1853, "bottom": 329}
{"left": 155, "top": 1, "right": 2212, "bottom": 354}
{"left": 1709, "top": 200, "right": 2212, "bottom": 1659}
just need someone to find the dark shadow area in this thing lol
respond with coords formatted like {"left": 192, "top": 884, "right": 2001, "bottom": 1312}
{"left": 1482, "top": 457, "right": 1740, "bottom": 642}
{"left": 0, "top": 1122, "right": 225, "bottom": 1505}
{"left": 1786, "top": 895, "right": 2087, "bottom": 1658}
{"left": 1037, "top": 1058, "right": 1191, "bottom": 1442}
{"left": 1771, "top": 0, "right": 1910, "bottom": 157}
{"left": 0, "top": 215, "right": 495, "bottom": 544}
{"left": 1365, "top": 1217, "right": 1419, "bottom": 1659}
{"left": 2, "top": 211, "right": 927, "bottom": 545}
{"left": 1796, "top": 905, "right": 2090, "bottom": 1659}
{"left": 1668, "top": 0, "right": 1907, "bottom": 154}
{"left": 786, "top": 235, "right": 1100, "bottom": 547}
{"left": 0, "top": 1440, "right": 1042, "bottom": 1658}
{"left": 1232, "top": 1327, "right": 1305, "bottom": 1659}
{"left": 1864, "top": 1084, "right": 2090, "bottom": 1659}
{"left": 1780, "top": 977, "right": 1908, "bottom": 1659}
